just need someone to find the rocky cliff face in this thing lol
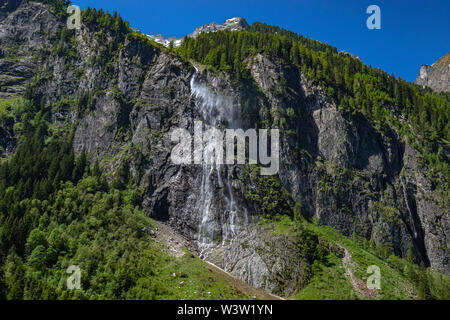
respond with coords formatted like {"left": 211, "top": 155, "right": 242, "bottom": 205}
{"left": 246, "top": 53, "right": 448, "bottom": 276}
{"left": 0, "top": 1, "right": 448, "bottom": 296}
{"left": 414, "top": 52, "right": 450, "bottom": 92}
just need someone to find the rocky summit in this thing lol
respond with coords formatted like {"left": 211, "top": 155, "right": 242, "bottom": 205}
{"left": 189, "top": 17, "right": 249, "bottom": 38}
{"left": 414, "top": 52, "right": 450, "bottom": 92}
{"left": 146, "top": 17, "right": 249, "bottom": 48}
{"left": 0, "top": 0, "right": 449, "bottom": 300}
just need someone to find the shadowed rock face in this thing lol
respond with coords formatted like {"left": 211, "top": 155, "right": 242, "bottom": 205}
{"left": 414, "top": 52, "right": 450, "bottom": 92}
{"left": 0, "top": 2, "right": 449, "bottom": 294}
{"left": 0, "top": 1, "right": 59, "bottom": 100}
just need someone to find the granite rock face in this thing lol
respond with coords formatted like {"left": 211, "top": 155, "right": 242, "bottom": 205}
{"left": 0, "top": 2, "right": 449, "bottom": 295}
{"left": 146, "top": 17, "right": 249, "bottom": 48}
{"left": 0, "top": 1, "right": 60, "bottom": 100}
{"left": 414, "top": 52, "right": 450, "bottom": 92}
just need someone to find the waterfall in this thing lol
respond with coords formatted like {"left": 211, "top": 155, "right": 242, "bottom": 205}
{"left": 190, "top": 66, "right": 248, "bottom": 258}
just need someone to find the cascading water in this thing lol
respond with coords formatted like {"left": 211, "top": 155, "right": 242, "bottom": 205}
{"left": 190, "top": 66, "right": 247, "bottom": 258}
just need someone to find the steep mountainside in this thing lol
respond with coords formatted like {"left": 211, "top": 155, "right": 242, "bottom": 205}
{"left": 0, "top": 0, "right": 449, "bottom": 299}
{"left": 146, "top": 17, "right": 249, "bottom": 48}
{"left": 415, "top": 52, "right": 450, "bottom": 92}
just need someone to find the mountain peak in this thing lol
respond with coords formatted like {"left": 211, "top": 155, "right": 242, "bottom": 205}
{"left": 223, "top": 17, "right": 249, "bottom": 29}
{"left": 189, "top": 17, "right": 248, "bottom": 38}
{"left": 414, "top": 52, "right": 450, "bottom": 92}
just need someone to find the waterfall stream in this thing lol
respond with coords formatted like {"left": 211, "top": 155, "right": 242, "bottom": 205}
{"left": 190, "top": 67, "right": 247, "bottom": 258}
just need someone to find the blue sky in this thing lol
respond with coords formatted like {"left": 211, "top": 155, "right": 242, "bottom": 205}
{"left": 73, "top": 0, "right": 449, "bottom": 82}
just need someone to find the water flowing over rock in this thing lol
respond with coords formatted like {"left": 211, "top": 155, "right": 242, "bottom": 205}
{"left": 190, "top": 67, "right": 249, "bottom": 259}
{"left": 414, "top": 52, "right": 450, "bottom": 92}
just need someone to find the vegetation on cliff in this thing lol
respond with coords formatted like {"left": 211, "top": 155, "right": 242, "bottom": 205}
{"left": 176, "top": 27, "right": 449, "bottom": 196}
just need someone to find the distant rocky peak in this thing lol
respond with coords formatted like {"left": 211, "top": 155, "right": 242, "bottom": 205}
{"left": 0, "top": 0, "right": 26, "bottom": 20}
{"left": 414, "top": 52, "right": 450, "bottom": 92}
{"left": 226, "top": 17, "right": 248, "bottom": 25}
{"left": 223, "top": 17, "right": 249, "bottom": 28}
{"left": 146, "top": 17, "right": 249, "bottom": 48}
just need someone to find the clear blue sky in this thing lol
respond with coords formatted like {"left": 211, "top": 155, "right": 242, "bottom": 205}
{"left": 73, "top": 0, "right": 449, "bottom": 82}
